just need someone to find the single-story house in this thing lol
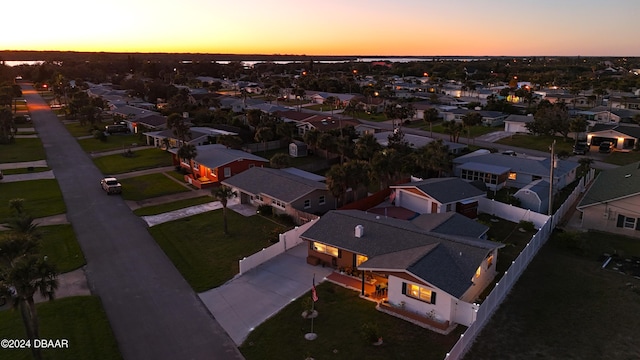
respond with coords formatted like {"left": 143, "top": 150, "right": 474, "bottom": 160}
{"left": 576, "top": 162, "right": 640, "bottom": 238}
{"left": 169, "top": 144, "right": 268, "bottom": 188}
{"left": 300, "top": 210, "right": 503, "bottom": 329}
{"left": 390, "top": 177, "right": 486, "bottom": 218}
{"left": 453, "top": 150, "right": 579, "bottom": 191}
{"left": 440, "top": 108, "right": 508, "bottom": 127}
{"left": 295, "top": 115, "right": 360, "bottom": 136}
{"left": 143, "top": 127, "right": 238, "bottom": 149}
{"left": 222, "top": 167, "right": 336, "bottom": 223}
{"left": 371, "top": 132, "right": 468, "bottom": 154}
{"left": 586, "top": 123, "right": 640, "bottom": 151}
{"left": 503, "top": 114, "right": 534, "bottom": 133}
{"left": 514, "top": 179, "right": 550, "bottom": 214}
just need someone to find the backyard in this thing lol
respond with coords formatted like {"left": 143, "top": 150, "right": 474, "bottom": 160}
{"left": 464, "top": 230, "right": 640, "bottom": 359}
{"left": 148, "top": 210, "right": 288, "bottom": 291}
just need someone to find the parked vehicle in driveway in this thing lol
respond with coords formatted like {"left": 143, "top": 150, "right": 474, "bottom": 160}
{"left": 573, "top": 141, "right": 588, "bottom": 155}
{"left": 598, "top": 141, "right": 613, "bottom": 153}
{"left": 105, "top": 124, "right": 130, "bottom": 134}
{"left": 100, "top": 177, "right": 122, "bottom": 194}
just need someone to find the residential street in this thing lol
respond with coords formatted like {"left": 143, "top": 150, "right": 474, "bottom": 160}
{"left": 22, "top": 85, "right": 244, "bottom": 360}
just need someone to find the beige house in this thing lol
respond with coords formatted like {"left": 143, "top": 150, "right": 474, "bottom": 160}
{"left": 576, "top": 162, "right": 640, "bottom": 238}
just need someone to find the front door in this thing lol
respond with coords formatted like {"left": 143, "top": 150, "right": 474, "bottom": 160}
{"left": 431, "top": 202, "right": 438, "bottom": 213}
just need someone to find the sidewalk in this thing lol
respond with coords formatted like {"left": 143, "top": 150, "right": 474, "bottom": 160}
{"left": 0, "top": 160, "right": 48, "bottom": 170}
{"left": 1, "top": 170, "right": 55, "bottom": 182}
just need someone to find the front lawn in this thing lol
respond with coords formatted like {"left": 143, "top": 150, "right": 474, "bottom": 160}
{"left": 0, "top": 138, "right": 47, "bottom": 163}
{"left": 39, "top": 224, "right": 86, "bottom": 273}
{"left": 133, "top": 196, "right": 213, "bottom": 216}
{"left": 0, "top": 180, "right": 66, "bottom": 220}
{"left": 603, "top": 150, "right": 640, "bottom": 166}
{"left": 77, "top": 134, "right": 142, "bottom": 153}
{"left": 118, "top": 173, "right": 190, "bottom": 201}
{"left": 149, "top": 211, "right": 286, "bottom": 291}
{"left": 465, "top": 231, "right": 640, "bottom": 359}
{"left": 240, "top": 282, "right": 465, "bottom": 360}
{"left": 0, "top": 296, "right": 122, "bottom": 360}
{"left": 93, "top": 148, "right": 173, "bottom": 174}
{"left": 63, "top": 120, "right": 111, "bottom": 137}
{"left": 496, "top": 134, "right": 573, "bottom": 153}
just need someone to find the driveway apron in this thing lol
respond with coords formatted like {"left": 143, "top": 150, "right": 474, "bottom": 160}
{"left": 23, "top": 85, "right": 243, "bottom": 360}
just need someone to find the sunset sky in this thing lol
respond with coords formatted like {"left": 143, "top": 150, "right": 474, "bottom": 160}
{"left": 3, "top": 0, "right": 639, "bottom": 56}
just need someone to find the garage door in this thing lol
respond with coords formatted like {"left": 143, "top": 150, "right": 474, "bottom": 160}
{"left": 590, "top": 136, "right": 616, "bottom": 146}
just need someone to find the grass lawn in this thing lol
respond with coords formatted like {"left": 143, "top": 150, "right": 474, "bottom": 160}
{"left": 133, "top": 196, "right": 213, "bottom": 216}
{"left": 0, "top": 138, "right": 47, "bottom": 163}
{"left": 165, "top": 170, "right": 187, "bottom": 183}
{"left": 1, "top": 167, "right": 51, "bottom": 175}
{"left": 240, "top": 282, "right": 465, "bottom": 360}
{"left": 93, "top": 148, "right": 173, "bottom": 175}
{"left": 496, "top": 134, "right": 574, "bottom": 153}
{"left": 348, "top": 110, "right": 388, "bottom": 122}
{"left": 118, "top": 173, "right": 190, "bottom": 201}
{"left": 603, "top": 150, "right": 640, "bottom": 166}
{"left": 63, "top": 120, "right": 110, "bottom": 137}
{"left": 477, "top": 213, "right": 536, "bottom": 274}
{"left": 77, "top": 134, "right": 143, "bottom": 153}
{"left": 148, "top": 211, "right": 286, "bottom": 291}
{"left": 39, "top": 224, "right": 86, "bottom": 273}
{"left": 465, "top": 231, "right": 640, "bottom": 359}
{"left": 0, "top": 296, "right": 122, "bottom": 360}
{"left": 0, "top": 180, "right": 66, "bottom": 220}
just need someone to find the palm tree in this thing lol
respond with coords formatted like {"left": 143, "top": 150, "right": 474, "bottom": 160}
{"left": 461, "top": 111, "right": 483, "bottom": 144}
{"left": 177, "top": 143, "right": 198, "bottom": 178}
{"left": 0, "top": 232, "right": 58, "bottom": 360}
{"left": 344, "top": 160, "right": 371, "bottom": 201}
{"left": 212, "top": 185, "right": 237, "bottom": 235}
{"left": 354, "top": 133, "right": 382, "bottom": 162}
{"left": 569, "top": 116, "right": 588, "bottom": 144}
{"left": 423, "top": 108, "right": 439, "bottom": 137}
{"left": 325, "top": 163, "right": 349, "bottom": 207}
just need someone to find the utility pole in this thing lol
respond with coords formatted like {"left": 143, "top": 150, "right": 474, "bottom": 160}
{"left": 548, "top": 140, "right": 556, "bottom": 216}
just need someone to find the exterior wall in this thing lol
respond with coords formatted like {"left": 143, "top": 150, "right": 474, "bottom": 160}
{"left": 206, "top": 160, "right": 267, "bottom": 183}
{"left": 290, "top": 189, "right": 336, "bottom": 215}
{"left": 306, "top": 241, "right": 357, "bottom": 269}
{"left": 514, "top": 190, "right": 545, "bottom": 213}
{"left": 396, "top": 190, "right": 439, "bottom": 214}
{"left": 580, "top": 198, "right": 640, "bottom": 239}
{"left": 386, "top": 275, "right": 453, "bottom": 324}
{"left": 504, "top": 122, "right": 529, "bottom": 133}
{"left": 459, "top": 249, "right": 499, "bottom": 302}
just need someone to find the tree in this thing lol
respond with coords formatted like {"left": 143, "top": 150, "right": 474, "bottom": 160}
{"left": 354, "top": 133, "right": 382, "bottom": 162}
{"left": 423, "top": 108, "right": 439, "bottom": 137}
{"left": 0, "top": 107, "right": 16, "bottom": 144}
{"left": 343, "top": 160, "right": 371, "bottom": 201}
{"left": 414, "top": 140, "right": 451, "bottom": 178}
{"left": 461, "top": 111, "right": 483, "bottom": 143}
{"left": 177, "top": 143, "right": 198, "bottom": 178}
{"left": 443, "top": 121, "right": 464, "bottom": 143}
{"left": 303, "top": 129, "right": 320, "bottom": 154}
{"left": 212, "top": 185, "right": 237, "bottom": 235}
{"left": 270, "top": 153, "right": 290, "bottom": 169}
{"left": 569, "top": 116, "right": 588, "bottom": 144}
{"left": 325, "top": 163, "right": 349, "bottom": 207}
{"left": 167, "top": 113, "right": 190, "bottom": 145}
{"left": 528, "top": 103, "right": 571, "bottom": 139}
{"left": 216, "top": 134, "right": 243, "bottom": 149}
{"left": 254, "top": 127, "right": 274, "bottom": 154}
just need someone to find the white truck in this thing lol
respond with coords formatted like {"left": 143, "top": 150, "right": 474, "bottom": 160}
{"left": 100, "top": 177, "right": 122, "bottom": 194}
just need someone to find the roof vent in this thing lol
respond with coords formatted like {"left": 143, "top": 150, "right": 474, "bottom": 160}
{"left": 355, "top": 225, "right": 364, "bottom": 238}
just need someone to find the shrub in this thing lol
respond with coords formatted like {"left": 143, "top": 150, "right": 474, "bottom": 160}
{"left": 257, "top": 204, "right": 273, "bottom": 216}
{"left": 360, "top": 322, "right": 380, "bottom": 343}
{"left": 92, "top": 129, "right": 107, "bottom": 142}
{"left": 518, "top": 220, "right": 536, "bottom": 232}
{"left": 276, "top": 213, "right": 295, "bottom": 226}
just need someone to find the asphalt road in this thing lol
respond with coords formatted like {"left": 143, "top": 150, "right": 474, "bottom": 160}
{"left": 22, "top": 85, "right": 244, "bottom": 360}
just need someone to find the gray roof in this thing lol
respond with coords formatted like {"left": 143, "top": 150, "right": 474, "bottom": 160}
{"left": 515, "top": 179, "right": 550, "bottom": 202}
{"left": 300, "top": 210, "right": 502, "bottom": 298}
{"left": 590, "top": 124, "right": 640, "bottom": 139}
{"left": 222, "top": 167, "right": 326, "bottom": 203}
{"left": 578, "top": 162, "right": 640, "bottom": 208}
{"left": 454, "top": 153, "right": 578, "bottom": 178}
{"left": 170, "top": 144, "right": 267, "bottom": 169}
{"left": 504, "top": 114, "right": 534, "bottom": 123}
{"left": 411, "top": 212, "right": 489, "bottom": 238}
{"left": 392, "top": 177, "right": 485, "bottom": 204}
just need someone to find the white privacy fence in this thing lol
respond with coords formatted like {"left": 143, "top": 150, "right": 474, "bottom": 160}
{"left": 238, "top": 220, "right": 316, "bottom": 275}
{"left": 478, "top": 198, "right": 550, "bottom": 228}
{"left": 444, "top": 169, "right": 595, "bottom": 360}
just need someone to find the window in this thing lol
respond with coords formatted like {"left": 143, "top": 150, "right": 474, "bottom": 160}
{"left": 319, "top": 196, "right": 326, "bottom": 206}
{"left": 304, "top": 199, "right": 311, "bottom": 209}
{"left": 272, "top": 199, "right": 285, "bottom": 209}
{"left": 508, "top": 172, "right": 517, "bottom": 180}
{"left": 312, "top": 242, "right": 339, "bottom": 257}
{"left": 617, "top": 215, "right": 640, "bottom": 230}
{"left": 402, "top": 282, "right": 436, "bottom": 304}
{"left": 256, "top": 195, "right": 263, "bottom": 201}
{"left": 224, "top": 167, "right": 231, "bottom": 177}
{"left": 475, "top": 266, "right": 481, "bottom": 278}
{"left": 356, "top": 254, "right": 368, "bottom": 266}
{"left": 248, "top": 164, "right": 255, "bottom": 168}
{"left": 486, "top": 253, "right": 494, "bottom": 268}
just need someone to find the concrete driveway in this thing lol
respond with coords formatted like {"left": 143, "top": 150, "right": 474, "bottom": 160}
{"left": 200, "top": 244, "right": 333, "bottom": 346}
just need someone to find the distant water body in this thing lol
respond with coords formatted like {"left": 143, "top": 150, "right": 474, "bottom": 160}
{"left": 5, "top": 57, "right": 482, "bottom": 67}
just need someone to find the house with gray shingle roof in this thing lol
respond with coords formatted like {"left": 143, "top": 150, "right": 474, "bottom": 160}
{"left": 222, "top": 167, "right": 336, "bottom": 223}
{"left": 587, "top": 123, "right": 640, "bottom": 151}
{"left": 453, "top": 150, "right": 579, "bottom": 191}
{"left": 503, "top": 114, "right": 534, "bottom": 133}
{"left": 300, "top": 210, "right": 502, "bottom": 328}
{"left": 411, "top": 212, "right": 489, "bottom": 239}
{"left": 390, "top": 177, "right": 486, "bottom": 219}
{"left": 514, "top": 179, "right": 550, "bottom": 214}
{"left": 168, "top": 144, "right": 268, "bottom": 189}
{"left": 576, "top": 162, "right": 640, "bottom": 238}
